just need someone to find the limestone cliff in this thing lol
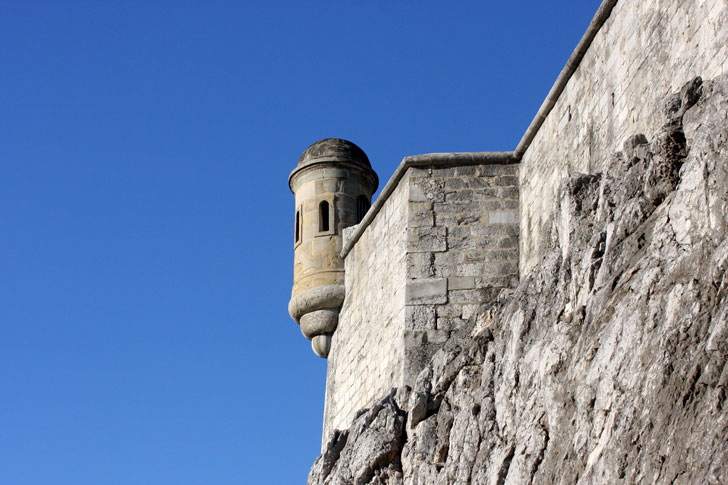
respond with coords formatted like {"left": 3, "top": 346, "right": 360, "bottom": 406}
{"left": 308, "top": 76, "right": 728, "bottom": 484}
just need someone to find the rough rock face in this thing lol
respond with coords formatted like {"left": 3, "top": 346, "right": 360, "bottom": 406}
{"left": 309, "top": 76, "right": 728, "bottom": 485}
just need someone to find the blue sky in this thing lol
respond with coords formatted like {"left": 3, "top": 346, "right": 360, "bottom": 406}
{"left": 1, "top": 1, "right": 601, "bottom": 483}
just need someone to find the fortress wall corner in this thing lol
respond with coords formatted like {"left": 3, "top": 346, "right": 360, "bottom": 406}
{"left": 322, "top": 173, "right": 409, "bottom": 444}
{"left": 322, "top": 161, "right": 519, "bottom": 445}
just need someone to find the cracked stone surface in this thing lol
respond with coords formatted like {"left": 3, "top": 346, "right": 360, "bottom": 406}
{"left": 309, "top": 76, "right": 728, "bottom": 485}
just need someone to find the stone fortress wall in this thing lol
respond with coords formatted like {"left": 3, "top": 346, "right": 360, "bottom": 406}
{"left": 323, "top": 175, "right": 408, "bottom": 440}
{"left": 519, "top": 0, "right": 728, "bottom": 275}
{"left": 324, "top": 161, "right": 520, "bottom": 440}
{"left": 301, "top": 0, "right": 728, "bottom": 446}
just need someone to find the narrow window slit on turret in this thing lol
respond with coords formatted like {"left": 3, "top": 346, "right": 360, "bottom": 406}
{"left": 356, "top": 195, "right": 370, "bottom": 223}
{"left": 320, "top": 201, "right": 330, "bottom": 232}
{"left": 295, "top": 210, "right": 301, "bottom": 242}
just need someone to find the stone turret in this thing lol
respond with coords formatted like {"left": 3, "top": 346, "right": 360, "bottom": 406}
{"left": 288, "top": 138, "right": 378, "bottom": 357}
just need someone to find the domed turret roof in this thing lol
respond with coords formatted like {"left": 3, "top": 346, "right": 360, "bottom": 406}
{"left": 289, "top": 138, "right": 378, "bottom": 193}
{"left": 297, "top": 138, "right": 371, "bottom": 169}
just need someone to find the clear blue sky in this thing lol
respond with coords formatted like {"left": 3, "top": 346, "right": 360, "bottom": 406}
{"left": 1, "top": 1, "right": 601, "bottom": 483}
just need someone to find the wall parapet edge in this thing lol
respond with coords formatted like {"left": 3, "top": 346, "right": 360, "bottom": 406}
{"left": 342, "top": 0, "right": 620, "bottom": 259}
{"left": 514, "top": 0, "right": 618, "bottom": 159}
{"left": 341, "top": 151, "right": 518, "bottom": 258}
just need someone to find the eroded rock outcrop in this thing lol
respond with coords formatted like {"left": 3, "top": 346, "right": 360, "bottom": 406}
{"left": 310, "top": 76, "right": 728, "bottom": 484}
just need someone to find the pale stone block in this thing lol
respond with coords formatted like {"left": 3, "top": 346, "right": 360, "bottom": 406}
{"left": 488, "top": 210, "right": 518, "bottom": 225}
{"left": 406, "top": 252, "right": 435, "bottom": 279}
{"left": 405, "top": 278, "right": 447, "bottom": 305}
{"left": 456, "top": 263, "right": 497, "bottom": 277}
{"left": 408, "top": 202, "right": 434, "bottom": 227}
{"left": 407, "top": 168, "right": 431, "bottom": 179}
{"left": 448, "top": 276, "right": 475, "bottom": 290}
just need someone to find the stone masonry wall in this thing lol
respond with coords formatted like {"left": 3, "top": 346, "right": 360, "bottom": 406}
{"left": 520, "top": 0, "right": 728, "bottom": 275}
{"left": 403, "top": 164, "right": 519, "bottom": 384}
{"left": 323, "top": 176, "right": 409, "bottom": 445}
{"left": 322, "top": 162, "right": 519, "bottom": 445}
{"left": 311, "top": 74, "right": 728, "bottom": 484}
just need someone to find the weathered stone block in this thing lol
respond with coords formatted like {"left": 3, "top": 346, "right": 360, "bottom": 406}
{"left": 433, "top": 201, "right": 481, "bottom": 213}
{"left": 474, "top": 187, "right": 500, "bottom": 198}
{"left": 408, "top": 183, "right": 427, "bottom": 202}
{"left": 403, "top": 329, "right": 451, "bottom": 347}
{"left": 498, "top": 262, "right": 518, "bottom": 275}
{"left": 407, "top": 201, "right": 434, "bottom": 227}
{"left": 407, "top": 226, "right": 447, "bottom": 252}
{"left": 432, "top": 252, "right": 455, "bottom": 277}
{"left": 445, "top": 189, "right": 474, "bottom": 202}
{"left": 406, "top": 252, "right": 436, "bottom": 279}
{"left": 444, "top": 177, "right": 468, "bottom": 190}
{"left": 479, "top": 200, "right": 504, "bottom": 210}
{"left": 402, "top": 330, "right": 428, "bottom": 346}
{"left": 448, "top": 288, "right": 485, "bottom": 304}
{"left": 405, "top": 278, "right": 448, "bottom": 304}
{"left": 498, "top": 187, "right": 520, "bottom": 199}
{"left": 456, "top": 201, "right": 482, "bottom": 212}
{"left": 498, "top": 236, "right": 519, "bottom": 249}
{"left": 431, "top": 202, "right": 454, "bottom": 214}
{"left": 448, "top": 276, "right": 475, "bottom": 290}
{"left": 405, "top": 305, "right": 436, "bottom": 330}
{"left": 436, "top": 304, "right": 463, "bottom": 318}
{"left": 458, "top": 249, "right": 488, "bottom": 264}
{"left": 434, "top": 213, "right": 458, "bottom": 227}
{"left": 475, "top": 275, "right": 519, "bottom": 288}
{"left": 407, "top": 167, "right": 431, "bottom": 178}
{"left": 436, "top": 316, "right": 466, "bottom": 331}
{"left": 456, "top": 262, "right": 497, "bottom": 277}
{"left": 488, "top": 210, "right": 518, "bottom": 225}
{"left": 483, "top": 249, "right": 519, "bottom": 262}
{"left": 473, "top": 224, "right": 519, "bottom": 238}
{"left": 448, "top": 226, "right": 475, "bottom": 250}
{"left": 456, "top": 166, "right": 476, "bottom": 176}
{"left": 495, "top": 175, "right": 520, "bottom": 186}
{"left": 430, "top": 167, "right": 457, "bottom": 177}
{"left": 479, "top": 164, "right": 511, "bottom": 176}
{"left": 467, "top": 177, "right": 493, "bottom": 189}
{"left": 410, "top": 177, "right": 445, "bottom": 202}
{"left": 456, "top": 213, "right": 481, "bottom": 225}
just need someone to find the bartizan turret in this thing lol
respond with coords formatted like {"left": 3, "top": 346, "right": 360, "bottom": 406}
{"left": 288, "top": 139, "right": 378, "bottom": 357}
